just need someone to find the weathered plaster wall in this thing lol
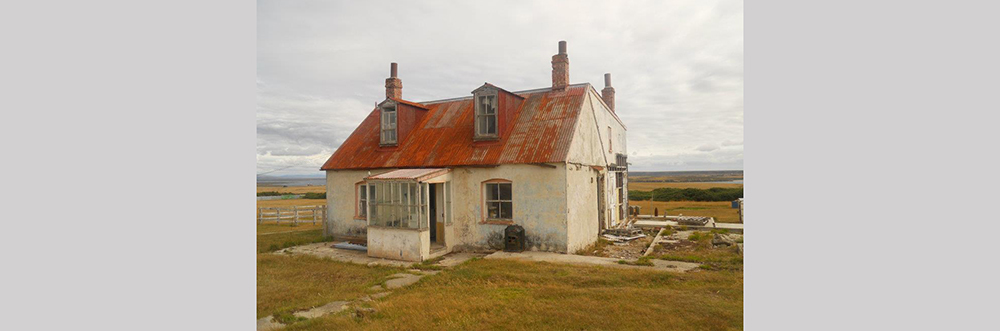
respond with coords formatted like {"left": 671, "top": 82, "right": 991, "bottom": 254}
{"left": 366, "top": 226, "right": 430, "bottom": 261}
{"left": 565, "top": 163, "right": 600, "bottom": 253}
{"left": 324, "top": 169, "right": 393, "bottom": 238}
{"left": 566, "top": 88, "right": 629, "bottom": 226}
{"left": 449, "top": 164, "right": 569, "bottom": 253}
{"left": 566, "top": 88, "right": 627, "bottom": 167}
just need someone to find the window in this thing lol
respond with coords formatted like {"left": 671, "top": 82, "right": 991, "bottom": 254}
{"left": 616, "top": 172, "right": 625, "bottom": 219}
{"left": 608, "top": 126, "right": 613, "bottom": 153}
{"left": 380, "top": 104, "right": 397, "bottom": 145}
{"left": 369, "top": 181, "right": 427, "bottom": 230}
{"left": 475, "top": 93, "right": 498, "bottom": 139}
{"left": 484, "top": 182, "right": 512, "bottom": 220}
{"left": 357, "top": 183, "right": 375, "bottom": 219}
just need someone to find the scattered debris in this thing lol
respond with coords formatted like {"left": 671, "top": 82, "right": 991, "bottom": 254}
{"left": 333, "top": 242, "right": 367, "bottom": 252}
{"left": 712, "top": 233, "right": 736, "bottom": 247}
{"left": 675, "top": 216, "right": 712, "bottom": 226}
{"left": 602, "top": 227, "right": 646, "bottom": 243}
{"left": 643, "top": 228, "right": 667, "bottom": 257}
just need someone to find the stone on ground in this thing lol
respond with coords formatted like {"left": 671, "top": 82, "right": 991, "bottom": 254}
{"left": 293, "top": 301, "right": 349, "bottom": 319}
{"left": 384, "top": 273, "right": 423, "bottom": 289}
{"left": 256, "top": 316, "right": 284, "bottom": 331}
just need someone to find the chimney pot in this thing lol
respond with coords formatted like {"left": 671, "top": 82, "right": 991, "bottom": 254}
{"left": 551, "top": 41, "right": 569, "bottom": 90}
{"left": 385, "top": 62, "right": 402, "bottom": 99}
{"left": 601, "top": 72, "right": 616, "bottom": 113}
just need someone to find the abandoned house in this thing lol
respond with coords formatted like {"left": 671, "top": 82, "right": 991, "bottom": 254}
{"left": 320, "top": 41, "right": 628, "bottom": 261}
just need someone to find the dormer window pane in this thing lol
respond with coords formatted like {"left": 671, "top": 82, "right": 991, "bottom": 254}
{"left": 475, "top": 94, "right": 497, "bottom": 137}
{"left": 381, "top": 105, "right": 397, "bottom": 145}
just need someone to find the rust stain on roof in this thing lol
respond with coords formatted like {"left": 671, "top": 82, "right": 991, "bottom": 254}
{"left": 321, "top": 84, "right": 588, "bottom": 170}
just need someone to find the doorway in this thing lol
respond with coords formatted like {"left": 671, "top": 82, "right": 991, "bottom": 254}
{"left": 597, "top": 174, "right": 606, "bottom": 231}
{"left": 429, "top": 183, "right": 437, "bottom": 242}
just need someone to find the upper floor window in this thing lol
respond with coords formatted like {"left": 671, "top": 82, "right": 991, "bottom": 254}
{"left": 607, "top": 126, "right": 613, "bottom": 153}
{"left": 380, "top": 103, "right": 397, "bottom": 145}
{"left": 484, "top": 181, "right": 512, "bottom": 220}
{"left": 475, "top": 92, "right": 498, "bottom": 139}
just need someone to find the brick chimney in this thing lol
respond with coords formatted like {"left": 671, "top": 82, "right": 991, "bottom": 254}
{"left": 601, "top": 73, "right": 615, "bottom": 113}
{"left": 385, "top": 62, "right": 402, "bottom": 99}
{"left": 551, "top": 41, "right": 569, "bottom": 90}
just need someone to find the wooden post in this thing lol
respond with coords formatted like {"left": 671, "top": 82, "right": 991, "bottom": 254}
{"left": 257, "top": 207, "right": 261, "bottom": 224}
{"left": 294, "top": 206, "right": 299, "bottom": 225}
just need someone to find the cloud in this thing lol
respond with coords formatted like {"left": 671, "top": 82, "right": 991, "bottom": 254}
{"left": 257, "top": 0, "right": 743, "bottom": 174}
{"left": 696, "top": 144, "right": 720, "bottom": 152}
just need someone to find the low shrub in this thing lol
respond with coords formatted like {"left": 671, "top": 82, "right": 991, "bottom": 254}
{"left": 628, "top": 187, "right": 743, "bottom": 202}
{"left": 303, "top": 192, "right": 326, "bottom": 199}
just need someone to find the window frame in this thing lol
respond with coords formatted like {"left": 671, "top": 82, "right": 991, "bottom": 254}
{"left": 473, "top": 90, "right": 499, "bottom": 140}
{"left": 355, "top": 182, "right": 374, "bottom": 220}
{"left": 481, "top": 179, "right": 513, "bottom": 223}
{"left": 380, "top": 103, "right": 397, "bottom": 146}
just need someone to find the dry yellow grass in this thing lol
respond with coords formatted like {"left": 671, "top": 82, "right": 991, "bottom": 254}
{"left": 257, "top": 253, "right": 400, "bottom": 319}
{"left": 631, "top": 200, "right": 741, "bottom": 223}
{"left": 257, "top": 198, "right": 327, "bottom": 209}
{"left": 258, "top": 186, "right": 326, "bottom": 194}
{"left": 629, "top": 181, "right": 742, "bottom": 190}
{"left": 286, "top": 258, "right": 743, "bottom": 330}
{"left": 257, "top": 223, "right": 323, "bottom": 234}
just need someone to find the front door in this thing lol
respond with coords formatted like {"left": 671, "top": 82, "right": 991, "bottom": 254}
{"left": 597, "top": 174, "right": 606, "bottom": 231}
{"left": 429, "top": 183, "right": 437, "bottom": 242}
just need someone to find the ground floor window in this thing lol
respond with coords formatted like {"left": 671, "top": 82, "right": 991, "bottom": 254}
{"left": 370, "top": 181, "right": 428, "bottom": 230}
{"left": 484, "top": 181, "right": 512, "bottom": 220}
{"left": 356, "top": 183, "right": 374, "bottom": 219}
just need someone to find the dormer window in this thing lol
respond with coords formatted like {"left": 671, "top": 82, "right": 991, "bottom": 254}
{"left": 474, "top": 91, "right": 498, "bottom": 140}
{"left": 380, "top": 103, "right": 397, "bottom": 145}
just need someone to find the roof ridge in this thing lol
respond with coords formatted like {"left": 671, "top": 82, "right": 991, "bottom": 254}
{"left": 419, "top": 83, "right": 591, "bottom": 105}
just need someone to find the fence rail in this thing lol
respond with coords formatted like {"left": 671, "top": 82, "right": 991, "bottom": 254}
{"left": 257, "top": 205, "right": 326, "bottom": 224}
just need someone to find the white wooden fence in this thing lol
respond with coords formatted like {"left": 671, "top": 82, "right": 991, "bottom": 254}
{"left": 257, "top": 205, "right": 326, "bottom": 224}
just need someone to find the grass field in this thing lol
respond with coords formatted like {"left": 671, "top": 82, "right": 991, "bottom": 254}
{"left": 631, "top": 200, "right": 741, "bottom": 223}
{"left": 283, "top": 258, "right": 743, "bottom": 330}
{"left": 257, "top": 198, "right": 327, "bottom": 209}
{"left": 258, "top": 253, "right": 400, "bottom": 319}
{"left": 258, "top": 223, "right": 323, "bottom": 234}
{"left": 258, "top": 185, "right": 326, "bottom": 194}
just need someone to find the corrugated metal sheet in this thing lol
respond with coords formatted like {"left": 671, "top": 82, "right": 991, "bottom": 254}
{"left": 366, "top": 168, "right": 449, "bottom": 181}
{"left": 321, "top": 84, "right": 588, "bottom": 170}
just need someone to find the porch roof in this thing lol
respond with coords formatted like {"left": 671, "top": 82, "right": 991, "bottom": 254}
{"left": 365, "top": 168, "right": 450, "bottom": 181}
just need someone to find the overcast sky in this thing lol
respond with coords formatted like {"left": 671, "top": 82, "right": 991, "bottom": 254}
{"left": 257, "top": 0, "right": 742, "bottom": 176}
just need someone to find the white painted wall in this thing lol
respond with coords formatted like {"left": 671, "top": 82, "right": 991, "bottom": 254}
{"left": 448, "top": 164, "right": 568, "bottom": 252}
{"left": 565, "top": 163, "right": 600, "bottom": 253}
{"left": 324, "top": 169, "right": 393, "bottom": 238}
{"left": 566, "top": 86, "right": 629, "bottom": 227}
{"left": 326, "top": 164, "right": 570, "bottom": 254}
{"left": 367, "top": 226, "right": 429, "bottom": 261}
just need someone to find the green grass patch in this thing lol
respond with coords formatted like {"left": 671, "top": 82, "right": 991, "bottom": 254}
{"left": 302, "top": 192, "right": 326, "bottom": 199}
{"left": 410, "top": 256, "right": 445, "bottom": 270}
{"left": 257, "top": 229, "right": 328, "bottom": 253}
{"left": 628, "top": 187, "right": 742, "bottom": 202}
{"left": 687, "top": 231, "right": 712, "bottom": 242}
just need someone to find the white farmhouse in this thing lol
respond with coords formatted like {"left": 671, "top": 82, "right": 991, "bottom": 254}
{"left": 321, "top": 41, "right": 628, "bottom": 261}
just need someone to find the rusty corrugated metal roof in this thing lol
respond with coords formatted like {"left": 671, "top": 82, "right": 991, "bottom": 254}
{"left": 321, "top": 84, "right": 589, "bottom": 170}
